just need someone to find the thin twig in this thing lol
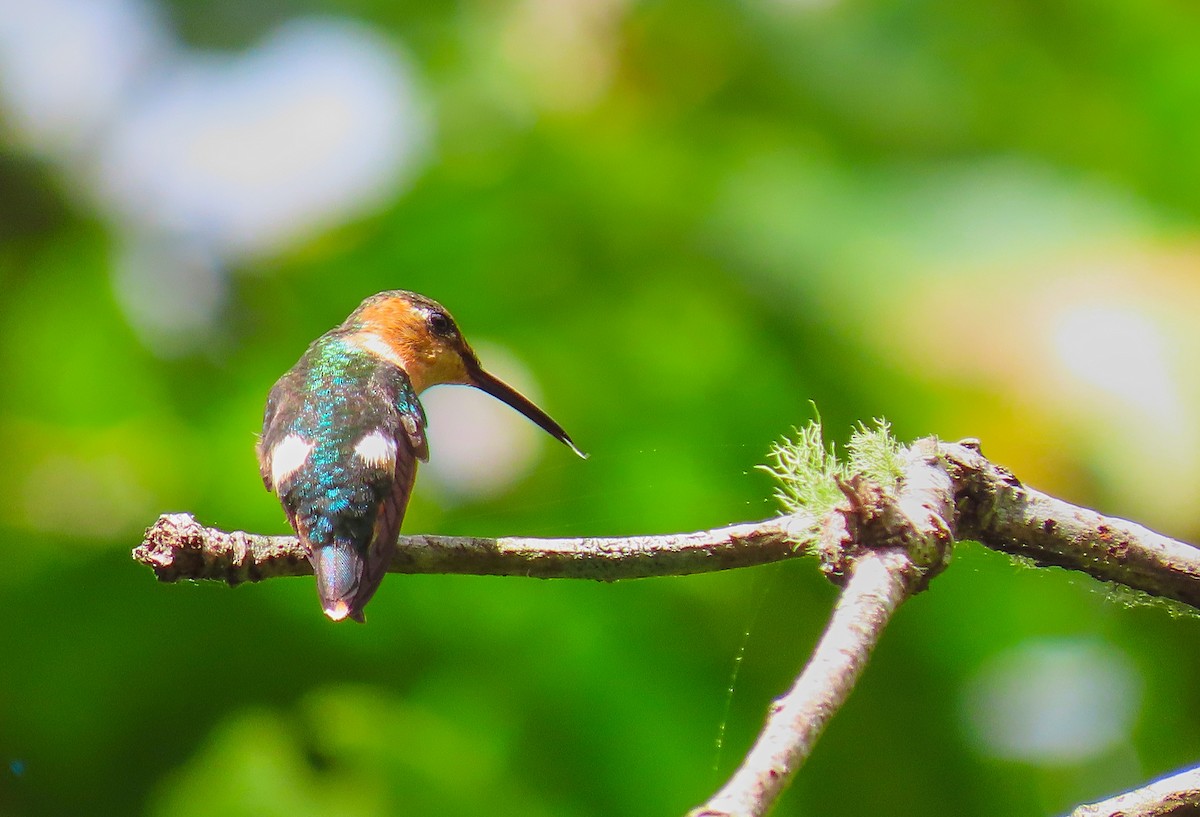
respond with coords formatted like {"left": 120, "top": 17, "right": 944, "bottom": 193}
{"left": 1069, "top": 765, "right": 1200, "bottom": 817}
{"left": 133, "top": 511, "right": 813, "bottom": 584}
{"left": 686, "top": 549, "right": 915, "bottom": 817}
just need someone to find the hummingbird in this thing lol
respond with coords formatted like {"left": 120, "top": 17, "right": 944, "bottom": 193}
{"left": 257, "top": 290, "right": 584, "bottom": 623}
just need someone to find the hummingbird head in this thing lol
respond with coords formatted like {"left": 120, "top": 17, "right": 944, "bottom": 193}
{"left": 345, "top": 290, "right": 586, "bottom": 458}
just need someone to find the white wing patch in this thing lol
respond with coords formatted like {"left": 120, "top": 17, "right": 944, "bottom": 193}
{"left": 354, "top": 429, "right": 396, "bottom": 470}
{"left": 271, "top": 434, "right": 313, "bottom": 488}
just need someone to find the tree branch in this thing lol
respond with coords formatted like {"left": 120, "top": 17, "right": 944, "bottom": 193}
{"left": 131, "top": 436, "right": 1200, "bottom": 817}
{"left": 133, "top": 511, "right": 812, "bottom": 584}
{"left": 945, "top": 441, "right": 1200, "bottom": 609}
{"left": 688, "top": 549, "right": 917, "bottom": 817}
{"left": 1068, "top": 765, "right": 1200, "bottom": 817}
{"left": 133, "top": 439, "right": 1200, "bottom": 608}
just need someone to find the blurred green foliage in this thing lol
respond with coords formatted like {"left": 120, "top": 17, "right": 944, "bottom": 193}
{"left": 3, "top": 1, "right": 1200, "bottom": 816}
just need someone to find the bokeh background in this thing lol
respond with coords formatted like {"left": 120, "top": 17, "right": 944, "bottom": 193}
{"left": 2, "top": 1, "right": 1200, "bottom": 815}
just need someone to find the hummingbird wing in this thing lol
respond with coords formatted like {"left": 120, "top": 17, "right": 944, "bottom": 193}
{"left": 257, "top": 368, "right": 305, "bottom": 493}
{"left": 343, "top": 363, "right": 428, "bottom": 620}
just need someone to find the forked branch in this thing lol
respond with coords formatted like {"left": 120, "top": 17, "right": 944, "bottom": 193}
{"left": 132, "top": 436, "right": 1200, "bottom": 817}
{"left": 688, "top": 438, "right": 957, "bottom": 816}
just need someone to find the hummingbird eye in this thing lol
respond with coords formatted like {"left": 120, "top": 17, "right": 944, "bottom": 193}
{"left": 426, "top": 310, "right": 456, "bottom": 338}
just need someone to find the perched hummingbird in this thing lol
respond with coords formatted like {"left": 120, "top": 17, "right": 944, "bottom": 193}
{"left": 257, "top": 290, "right": 584, "bottom": 623}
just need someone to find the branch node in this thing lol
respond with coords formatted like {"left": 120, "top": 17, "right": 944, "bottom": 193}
{"left": 818, "top": 437, "right": 956, "bottom": 590}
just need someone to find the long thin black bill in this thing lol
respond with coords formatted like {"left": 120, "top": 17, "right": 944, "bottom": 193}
{"left": 469, "top": 367, "right": 587, "bottom": 459}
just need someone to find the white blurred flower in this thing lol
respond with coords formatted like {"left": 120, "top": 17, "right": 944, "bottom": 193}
{"left": 962, "top": 638, "right": 1141, "bottom": 764}
{"left": 0, "top": 0, "right": 165, "bottom": 155}
{"left": 111, "top": 233, "right": 228, "bottom": 357}
{"left": 93, "top": 17, "right": 429, "bottom": 260}
{"left": 421, "top": 344, "right": 546, "bottom": 503}
{"left": 0, "top": 4, "right": 432, "bottom": 354}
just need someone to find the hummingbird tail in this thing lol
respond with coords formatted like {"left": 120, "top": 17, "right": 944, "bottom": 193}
{"left": 312, "top": 540, "right": 365, "bottom": 623}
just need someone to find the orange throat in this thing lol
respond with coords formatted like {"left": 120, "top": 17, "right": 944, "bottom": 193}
{"left": 347, "top": 329, "right": 468, "bottom": 392}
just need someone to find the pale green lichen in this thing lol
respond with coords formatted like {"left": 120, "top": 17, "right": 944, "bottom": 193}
{"left": 847, "top": 418, "right": 905, "bottom": 493}
{"left": 759, "top": 416, "right": 845, "bottom": 519}
{"left": 759, "top": 415, "right": 905, "bottom": 549}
